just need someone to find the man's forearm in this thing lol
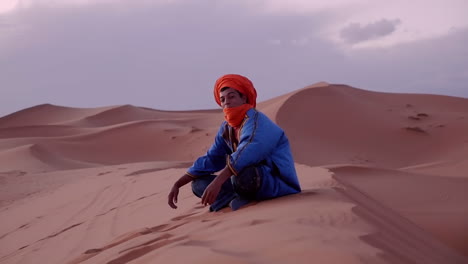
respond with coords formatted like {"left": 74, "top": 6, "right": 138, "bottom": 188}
{"left": 213, "top": 167, "right": 233, "bottom": 185}
{"left": 174, "top": 174, "right": 194, "bottom": 188}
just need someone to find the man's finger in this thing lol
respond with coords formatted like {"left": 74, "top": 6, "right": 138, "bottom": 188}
{"left": 168, "top": 191, "right": 178, "bottom": 209}
{"left": 168, "top": 198, "right": 175, "bottom": 208}
{"left": 204, "top": 193, "right": 210, "bottom": 205}
{"left": 201, "top": 195, "right": 207, "bottom": 206}
{"left": 208, "top": 194, "right": 215, "bottom": 205}
{"left": 168, "top": 197, "right": 177, "bottom": 209}
{"left": 173, "top": 189, "right": 179, "bottom": 203}
{"left": 201, "top": 190, "right": 208, "bottom": 205}
{"left": 209, "top": 193, "right": 214, "bottom": 205}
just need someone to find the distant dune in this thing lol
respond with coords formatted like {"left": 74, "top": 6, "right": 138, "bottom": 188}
{"left": 276, "top": 83, "right": 468, "bottom": 171}
{"left": 0, "top": 83, "right": 467, "bottom": 264}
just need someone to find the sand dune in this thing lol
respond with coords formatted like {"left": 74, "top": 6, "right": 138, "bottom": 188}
{"left": 47, "top": 120, "right": 215, "bottom": 165}
{"left": 0, "top": 83, "right": 467, "bottom": 264}
{"left": 0, "top": 107, "right": 223, "bottom": 171}
{"left": 0, "top": 104, "right": 115, "bottom": 128}
{"left": 0, "top": 125, "right": 93, "bottom": 139}
{"left": 276, "top": 84, "right": 468, "bottom": 170}
{"left": 70, "top": 105, "right": 222, "bottom": 128}
{"left": 401, "top": 158, "right": 468, "bottom": 177}
{"left": 0, "top": 143, "right": 100, "bottom": 173}
{"left": 332, "top": 166, "right": 468, "bottom": 263}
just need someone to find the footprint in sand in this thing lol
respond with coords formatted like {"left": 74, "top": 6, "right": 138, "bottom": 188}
{"left": 106, "top": 235, "right": 187, "bottom": 264}
{"left": 160, "top": 222, "right": 188, "bottom": 232}
{"left": 95, "top": 207, "right": 117, "bottom": 217}
{"left": 19, "top": 223, "right": 29, "bottom": 229}
{"left": 0, "top": 221, "right": 32, "bottom": 240}
{"left": 125, "top": 168, "right": 164, "bottom": 177}
{"left": 249, "top": 219, "right": 271, "bottom": 226}
{"left": 170, "top": 212, "right": 199, "bottom": 221}
{"left": 68, "top": 227, "right": 169, "bottom": 264}
{"left": 69, "top": 208, "right": 203, "bottom": 264}
{"left": 200, "top": 219, "right": 222, "bottom": 227}
{"left": 69, "top": 216, "right": 195, "bottom": 264}
{"left": 97, "top": 171, "right": 113, "bottom": 176}
{"left": 18, "top": 245, "right": 29, "bottom": 250}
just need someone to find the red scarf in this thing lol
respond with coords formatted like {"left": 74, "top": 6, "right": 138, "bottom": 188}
{"left": 223, "top": 104, "right": 252, "bottom": 127}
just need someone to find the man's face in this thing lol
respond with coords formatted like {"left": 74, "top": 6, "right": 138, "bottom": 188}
{"left": 219, "top": 88, "right": 247, "bottom": 109}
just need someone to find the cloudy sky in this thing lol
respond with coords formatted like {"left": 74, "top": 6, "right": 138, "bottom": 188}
{"left": 1, "top": 0, "right": 467, "bottom": 116}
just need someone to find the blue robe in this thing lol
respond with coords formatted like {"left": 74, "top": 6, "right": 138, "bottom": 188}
{"left": 187, "top": 108, "right": 301, "bottom": 200}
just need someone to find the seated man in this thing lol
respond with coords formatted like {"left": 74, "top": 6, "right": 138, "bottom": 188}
{"left": 168, "top": 74, "right": 301, "bottom": 211}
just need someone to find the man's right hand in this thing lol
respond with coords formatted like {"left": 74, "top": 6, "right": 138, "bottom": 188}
{"left": 167, "top": 173, "right": 194, "bottom": 209}
{"left": 168, "top": 184, "right": 180, "bottom": 209}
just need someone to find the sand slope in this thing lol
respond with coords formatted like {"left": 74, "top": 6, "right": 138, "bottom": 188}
{"left": 276, "top": 84, "right": 468, "bottom": 173}
{"left": 0, "top": 83, "right": 467, "bottom": 264}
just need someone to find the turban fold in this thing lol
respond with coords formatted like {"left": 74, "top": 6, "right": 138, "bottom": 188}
{"left": 214, "top": 74, "right": 257, "bottom": 108}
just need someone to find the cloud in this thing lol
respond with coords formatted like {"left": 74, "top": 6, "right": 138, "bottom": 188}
{"left": 339, "top": 18, "right": 402, "bottom": 44}
{"left": 341, "top": 27, "right": 468, "bottom": 96}
{"left": 0, "top": 20, "right": 11, "bottom": 28}
{"left": 0, "top": 0, "right": 339, "bottom": 115}
{"left": 0, "top": 0, "right": 17, "bottom": 14}
{"left": 0, "top": 14, "right": 14, "bottom": 27}
{"left": 0, "top": 1, "right": 467, "bottom": 117}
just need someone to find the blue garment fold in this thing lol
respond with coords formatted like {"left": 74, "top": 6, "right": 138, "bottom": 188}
{"left": 191, "top": 175, "right": 236, "bottom": 211}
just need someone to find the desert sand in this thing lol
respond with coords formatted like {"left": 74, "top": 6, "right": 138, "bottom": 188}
{"left": 0, "top": 83, "right": 467, "bottom": 264}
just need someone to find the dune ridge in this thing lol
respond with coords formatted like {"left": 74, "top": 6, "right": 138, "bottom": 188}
{"left": 332, "top": 166, "right": 468, "bottom": 264}
{"left": 0, "top": 111, "right": 222, "bottom": 172}
{"left": 0, "top": 83, "right": 467, "bottom": 264}
{"left": 0, "top": 104, "right": 116, "bottom": 128}
{"left": 276, "top": 84, "right": 468, "bottom": 171}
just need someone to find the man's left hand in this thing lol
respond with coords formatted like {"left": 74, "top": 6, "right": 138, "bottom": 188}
{"left": 201, "top": 180, "right": 222, "bottom": 206}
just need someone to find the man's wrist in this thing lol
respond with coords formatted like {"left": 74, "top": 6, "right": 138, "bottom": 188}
{"left": 213, "top": 167, "right": 232, "bottom": 184}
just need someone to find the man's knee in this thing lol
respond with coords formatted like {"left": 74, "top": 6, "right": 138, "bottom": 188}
{"left": 191, "top": 175, "right": 216, "bottom": 198}
{"left": 191, "top": 180, "right": 205, "bottom": 198}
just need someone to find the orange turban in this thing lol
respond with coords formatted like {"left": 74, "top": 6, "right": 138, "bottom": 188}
{"left": 214, "top": 74, "right": 257, "bottom": 108}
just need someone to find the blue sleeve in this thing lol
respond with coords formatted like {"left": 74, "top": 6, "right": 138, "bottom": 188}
{"left": 227, "top": 111, "right": 283, "bottom": 175}
{"left": 187, "top": 123, "right": 230, "bottom": 177}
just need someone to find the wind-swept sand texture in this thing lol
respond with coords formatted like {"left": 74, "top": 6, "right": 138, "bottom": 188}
{"left": 1, "top": 83, "right": 467, "bottom": 264}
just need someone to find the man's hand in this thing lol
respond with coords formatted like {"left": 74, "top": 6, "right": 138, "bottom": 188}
{"left": 167, "top": 174, "right": 194, "bottom": 209}
{"left": 201, "top": 167, "right": 233, "bottom": 206}
{"left": 201, "top": 180, "right": 222, "bottom": 206}
{"left": 168, "top": 185, "right": 180, "bottom": 209}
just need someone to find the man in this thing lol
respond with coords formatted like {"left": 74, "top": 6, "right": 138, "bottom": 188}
{"left": 168, "top": 74, "right": 301, "bottom": 211}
